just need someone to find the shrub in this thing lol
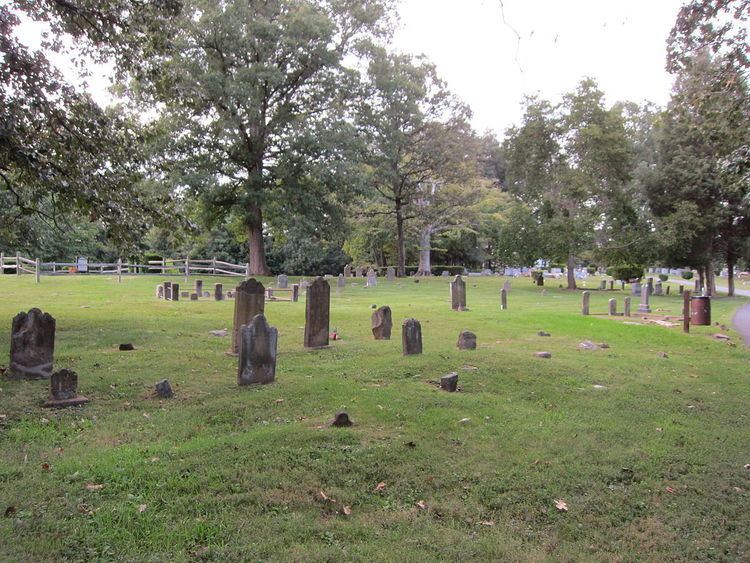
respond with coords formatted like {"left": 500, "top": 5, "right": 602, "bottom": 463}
{"left": 608, "top": 264, "right": 644, "bottom": 282}
{"left": 658, "top": 274, "right": 668, "bottom": 282}
{"left": 681, "top": 270, "right": 694, "bottom": 280}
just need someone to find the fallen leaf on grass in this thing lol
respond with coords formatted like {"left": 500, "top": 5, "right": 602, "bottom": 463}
{"left": 416, "top": 500, "right": 427, "bottom": 510}
{"left": 665, "top": 486, "right": 676, "bottom": 494}
{"left": 554, "top": 499, "right": 568, "bottom": 512}
{"left": 481, "top": 520, "right": 495, "bottom": 527}
{"left": 374, "top": 482, "right": 387, "bottom": 492}
{"left": 744, "top": 464, "right": 750, "bottom": 470}
{"left": 41, "top": 463, "right": 50, "bottom": 471}
{"left": 341, "top": 505, "right": 352, "bottom": 516}
{"left": 4, "top": 506, "right": 16, "bottom": 517}
{"left": 138, "top": 504, "right": 147, "bottom": 513}
{"left": 459, "top": 418, "right": 471, "bottom": 424}
{"left": 85, "top": 483, "right": 105, "bottom": 491}
{"left": 274, "top": 399, "right": 284, "bottom": 404}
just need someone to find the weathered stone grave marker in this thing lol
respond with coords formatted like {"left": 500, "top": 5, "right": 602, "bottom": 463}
{"left": 238, "top": 314, "right": 278, "bottom": 385}
{"left": 457, "top": 330, "right": 476, "bottom": 350}
{"left": 608, "top": 298, "right": 617, "bottom": 315}
{"left": 337, "top": 274, "right": 345, "bottom": 289}
{"left": 195, "top": 279, "right": 203, "bottom": 296}
{"left": 638, "top": 283, "right": 651, "bottom": 314}
{"left": 500, "top": 288, "right": 508, "bottom": 310}
{"left": 366, "top": 268, "right": 377, "bottom": 287}
{"left": 386, "top": 267, "right": 396, "bottom": 281}
{"left": 450, "top": 275, "right": 467, "bottom": 311}
{"left": 304, "top": 277, "right": 330, "bottom": 349}
{"left": 277, "top": 274, "right": 288, "bottom": 289}
{"left": 371, "top": 306, "right": 392, "bottom": 340}
{"left": 402, "top": 318, "right": 422, "bottom": 355}
{"left": 581, "top": 291, "right": 590, "bottom": 316}
{"left": 624, "top": 296, "right": 631, "bottom": 317}
{"left": 440, "top": 372, "right": 458, "bottom": 392}
{"left": 44, "top": 369, "right": 88, "bottom": 407}
{"left": 9, "top": 308, "right": 55, "bottom": 379}
{"left": 230, "top": 279, "right": 265, "bottom": 355}
{"left": 214, "top": 283, "right": 223, "bottom": 301}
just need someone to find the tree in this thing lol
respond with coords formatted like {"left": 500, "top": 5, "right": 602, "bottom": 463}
{"left": 357, "top": 50, "right": 472, "bottom": 276}
{"left": 131, "top": 0, "right": 393, "bottom": 275}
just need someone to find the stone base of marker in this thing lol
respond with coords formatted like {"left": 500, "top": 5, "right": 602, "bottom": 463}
{"left": 371, "top": 306, "right": 392, "bottom": 340}
{"left": 402, "top": 318, "right": 422, "bottom": 355}
{"left": 155, "top": 379, "right": 174, "bottom": 398}
{"left": 440, "top": 372, "right": 458, "bottom": 392}
{"left": 330, "top": 411, "right": 353, "bottom": 427}
{"left": 44, "top": 369, "right": 89, "bottom": 408}
{"left": 238, "top": 314, "right": 278, "bottom": 385}
{"left": 456, "top": 330, "right": 476, "bottom": 350}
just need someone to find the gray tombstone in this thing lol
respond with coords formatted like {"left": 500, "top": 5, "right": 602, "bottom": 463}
{"left": 337, "top": 274, "right": 345, "bottom": 289}
{"left": 163, "top": 281, "right": 172, "bottom": 300}
{"left": 581, "top": 291, "right": 590, "bottom": 316}
{"left": 190, "top": 293, "right": 198, "bottom": 301}
{"left": 354, "top": 267, "right": 363, "bottom": 278}
{"left": 386, "top": 267, "right": 396, "bottom": 281}
{"left": 654, "top": 280, "right": 663, "bottom": 296}
{"left": 291, "top": 284, "right": 300, "bottom": 302}
{"left": 599, "top": 280, "right": 606, "bottom": 290}
{"left": 631, "top": 282, "right": 641, "bottom": 296}
{"left": 195, "top": 279, "right": 203, "bottom": 296}
{"left": 155, "top": 379, "right": 174, "bottom": 398}
{"left": 371, "top": 306, "right": 392, "bottom": 340}
{"left": 609, "top": 280, "right": 614, "bottom": 291}
{"left": 500, "top": 288, "right": 508, "bottom": 310}
{"left": 647, "top": 277, "right": 654, "bottom": 295}
{"left": 694, "top": 279, "right": 701, "bottom": 293}
{"left": 441, "top": 270, "right": 450, "bottom": 277}
{"left": 44, "top": 369, "right": 88, "bottom": 407}
{"left": 156, "top": 285, "right": 164, "bottom": 299}
{"left": 450, "top": 275, "right": 467, "bottom": 311}
{"left": 440, "top": 372, "right": 458, "bottom": 392}
{"left": 181, "top": 291, "right": 189, "bottom": 298}
{"left": 457, "top": 330, "right": 476, "bottom": 350}
{"left": 608, "top": 298, "right": 617, "bottom": 316}
{"left": 238, "top": 314, "right": 278, "bottom": 385}
{"left": 9, "top": 308, "right": 55, "bottom": 379}
{"left": 277, "top": 274, "right": 289, "bottom": 289}
{"left": 679, "top": 285, "right": 684, "bottom": 295}
{"left": 638, "top": 283, "right": 651, "bottom": 313}
{"left": 503, "top": 280, "right": 511, "bottom": 293}
{"left": 402, "top": 318, "right": 422, "bottom": 355}
{"left": 623, "top": 296, "right": 631, "bottom": 317}
{"left": 231, "top": 279, "right": 265, "bottom": 355}
{"left": 366, "top": 268, "right": 377, "bottom": 287}
{"left": 171, "top": 283, "right": 180, "bottom": 301}
{"left": 344, "top": 264, "right": 352, "bottom": 278}
{"left": 304, "top": 277, "right": 330, "bottom": 349}
{"left": 214, "top": 283, "right": 223, "bottom": 301}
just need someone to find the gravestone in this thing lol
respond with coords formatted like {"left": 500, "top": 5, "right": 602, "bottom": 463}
{"left": 171, "top": 283, "right": 180, "bottom": 301}
{"left": 344, "top": 264, "right": 352, "bottom": 278}
{"left": 694, "top": 279, "right": 700, "bottom": 293}
{"left": 354, "top": 267, "right": 363, "bottom": 278}
{"left": 304, "top": 277, "right": 330, "bottom": 349}
{"left": 195, "top": 279, "right": 203, "bottom": 296}
{"left": 156, "top": 285, "right": 164, "bottom": 299}
{"left": 654, "top": 280, "right": 663, "bottom": 296}
{"left": 337, "top": 274, "right": 345, "bottom": 289}
{"left": 609, "top": 280, "right": 614, "bottom": 290}
{"left": 608, "top": 298, "right": 617, "bottom": 315}
{"left": 450, "top": 275, "right": 467, "bottom": 311}
{"left": 371, "top": 306, "right": 392, "bottom": 340}
{"left": 599, "top": 280, "right": 606, "bottom": 290}
{"left": 277, "top": 274, "right": 289, "bottom": 289}
{"left": 440, "top": 372, "right": 458, "bottom": 392}
{"left": 441, "top": 270, "right": 450, "bottom": 277}
{"left": 631, "top": 282, "right": 641, "bottom": 296}
{"left": 386, "top": 266, "right": 396, "bottom": 281}
{"left": 190, "top": 293, "right": 198, "bottom": 301}
{"left": 503, "top": 280, "right": 511, "bottom": 293}
{"left": 155, "top": 379, "right": 173, "bottom": 398}
{"left": 180, "top": 291, "right": 189, "bottom": 298}
{"left": 44, "top": 369, "right": 88, "bottom": 407}
{"left": 215, "top": 283, "right": 223, "bottom": 301}
{"left": 231, "top": 279, "right": 265, "bottom": 355}
{"left": 238, "top": 314, "right": 278, "bottom": 385}
{"left": 203, "top": 291, "right": 210, "bottom": 298}
{"left": 291, "top": 284, "right": 300, "bottom": 302}
{"left": 581, "top": 291, "right": 590, "bottom": 316}
{"left": 163, "top": 281, "right": 172, "bottom": 300}
{"left": 330, "top": 411, "right": 353, "bottom": 427}
{"left": 679, "top": 285, "right": 684, "bottom": 295}
{"left": 456, "top": 330, "right": 476, "bottom": 350}
{"left": 366, "top": 268, "right": 377, "bottom": 287}
{"left": 500, "top": 288, "right": 508, "bottom": 310}
{"left": 647, "top": 277, "right": 654, "bottom": 295}
{"left": 9, "top": 309, "right": 55, "bottom": 379}
{"left": 638, "top": 283, "right": 651, "bottom": 314}
{"left": 402, "top": 318, "right": 422, "bottom": 355}
{"left": 623, "top": 296, "right": 631, "bottom": 317}
{"left": 666, "top": 285, "right": 670, "bottom": 295}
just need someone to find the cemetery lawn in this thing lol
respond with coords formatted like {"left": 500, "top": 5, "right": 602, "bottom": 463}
{"left": 1, "top": 275, "right": 750, "bottom": 562}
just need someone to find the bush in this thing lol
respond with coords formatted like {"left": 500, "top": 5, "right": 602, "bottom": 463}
{"left": 681, "top": 270, "right": 694, "bottom": 280}
{"left": 658, "top": 274, "right": 668, "bottom": 282}
{"left": 608, "top": 264, "right": 644, "bottom": 282}
{"left": 587, "top": 266, "right": 597, "bottom": 275}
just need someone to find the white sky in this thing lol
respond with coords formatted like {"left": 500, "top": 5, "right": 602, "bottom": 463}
{"left": 16, "top": 0, "right": 685, "bottom": 137}
{"left": 393, "top": 0, "right": 684, "bottom": 135}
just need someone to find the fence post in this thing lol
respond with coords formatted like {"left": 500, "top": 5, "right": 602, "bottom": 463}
{"left": 0, "top": 253, "right": 3, "bottom": 275}
{"left": 117, "top": 258, "right": 122, "bottom": 283}
{"left": 185, "top": 256, "right": 190, "bottom": 282}
{"left": 162, "top": 257, "right": 166, "bottom": 275}
{"left": 16, "top": 252, "right": 20, "bottom": 276}
{"left": 35, "top": 257, "right": 40, "bottom": 283}
{"left": 245, "top": 262, "right": 250, "bottom": 280}
{"left": 683, "top": 290, "right": 691, "bottom": 333}
{"left": 212, "top": 256, "right": 217, "bottom": 276}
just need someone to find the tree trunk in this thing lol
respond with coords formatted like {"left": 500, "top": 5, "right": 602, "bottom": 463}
{"left": 566, "top": 255, "right": 577, "bottom": 290}
{"left": 728, "top": 259, "right": 735, "bottom": 297}
{"left": 416, "top": 225, "right": 432, "bottom": 276}
{"left": 246, "top": 203, "right": 271, "bottom": 276}
{"left": 395, "top": 203, "right": 406, "bottom": 277}
{"left": 706, "top": 263, "right": 716, "bottom": 296}
{"left": 698, "top": 267, "right": 705, "bottom": 294}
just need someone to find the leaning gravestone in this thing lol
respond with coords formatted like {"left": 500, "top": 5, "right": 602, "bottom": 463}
{"left": 44, "top": 369, "right": 88, "bottom": 407}
{"left": 457, "top": 330, "right": 476, "bottom": 350}
{"left": 371, "top": 306, "right": 392, "bottom": 340}
{"left": 337, "top": 274, "right": 345, "bottom": 289}
{"left": 304, "top": 277, "right": 330, "bottom": 349}
{"left": 230, "top": 279, "right": 265, "bottom": 355}
{"left": 402, "top": 318, "right": 422, "bottom": 355}
{"left": 238, "top": 314, "right": 278, "bottom": 385}
{"left": 581, "top": 291, "right": 590, "bottom": 316}
{"left": 9, "top": 308, "right": 55, "bottom": 379}
{"left": 638, "top": 283, "right": 651, "bottom": 314}
{"left": 386, "top": 267, "right": 396, "bottom": 281}
{"left": 450, "top": 275, "right": 467, "bottom": 311}
{"left": 277, "top": 274, "right": 289, "bottom": 289}
{"left": 366, "top": 268, "right": 377, "bottom": 287}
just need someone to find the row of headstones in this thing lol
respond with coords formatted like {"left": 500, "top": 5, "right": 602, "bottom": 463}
{"left": 582, "top": 285, "right": 653, "bottom": 316}
{"left": 156, "top": 280, "right": 231, "bottom": 301}
{"left": 342, "top": 265, "right": 396, "bottom": 282}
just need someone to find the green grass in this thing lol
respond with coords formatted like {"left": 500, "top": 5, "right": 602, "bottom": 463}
{"left": 1, "top": 274, "right": 749, "bottom": 561}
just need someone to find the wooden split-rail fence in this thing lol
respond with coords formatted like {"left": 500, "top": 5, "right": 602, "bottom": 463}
{"left": 0, "top": 253, "right": 251, "bottom": 284}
